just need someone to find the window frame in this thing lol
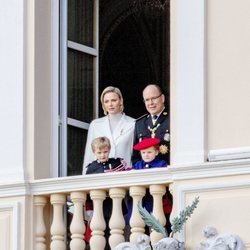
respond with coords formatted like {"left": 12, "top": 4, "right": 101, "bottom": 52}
{"left": 57, "top": 0, "right": 100, "bottom": 176}
{"left": 51, "top": 0, "right": 206, "bottom": 177}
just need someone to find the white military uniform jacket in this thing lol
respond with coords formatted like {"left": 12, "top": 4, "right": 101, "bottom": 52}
{"left": 82, "top": 113, "right": 135, "bottom": 174}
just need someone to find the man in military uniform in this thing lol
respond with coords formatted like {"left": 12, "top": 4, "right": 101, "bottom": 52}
{"left": 132, "top": 84, "right": 170, "bottom": 164}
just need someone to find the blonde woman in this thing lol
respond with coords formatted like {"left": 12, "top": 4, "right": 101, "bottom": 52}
{"left": 82, "top": 86, "right": 135, "bottom": 174}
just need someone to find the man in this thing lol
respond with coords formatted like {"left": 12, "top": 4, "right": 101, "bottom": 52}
{"left": 132, "top": 84, "right": 170, "bottom": 164}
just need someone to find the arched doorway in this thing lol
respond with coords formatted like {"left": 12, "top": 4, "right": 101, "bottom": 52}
{"left": 99, "top": 0, "right": 170, "bottom": 118}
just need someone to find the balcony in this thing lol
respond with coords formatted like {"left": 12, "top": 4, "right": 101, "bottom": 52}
{"left": 32, "top": 167, "right": 172, "bottom": 250}
{"left": 30, "top": 160, "right": 250, "bottom": 249}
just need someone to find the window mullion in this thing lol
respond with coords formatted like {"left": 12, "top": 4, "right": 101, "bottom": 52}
{"left": 93, "top": 0, "right": 99, "bottom": 118}
{"left": 67, "top": 40, "right": 98, "bottom": 56}
{"left": 59, "top": 0, "right": 68, "bottom": 177}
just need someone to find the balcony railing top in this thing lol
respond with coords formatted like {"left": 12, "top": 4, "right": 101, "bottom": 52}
{"left": 30, "top": 167, "right": 173, "bottom": 196}
{"left": 30, "top": 159, "right": 250, "bottom": 196}
{"left": 1, "top": 159, "right": 250, "bottom": 198}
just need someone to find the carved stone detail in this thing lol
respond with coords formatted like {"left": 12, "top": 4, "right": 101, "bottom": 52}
{"left": 115, "top": 234, "right": 151, "bottom": 250}
{"left": 152, "top": 237, "right": 184, "bottom": 250}
{"left": 199, "top": 226, "right": 245, "bottom": 250}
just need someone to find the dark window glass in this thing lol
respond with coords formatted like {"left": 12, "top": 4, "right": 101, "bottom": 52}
{"left": 67, "top": 126, "right": 87, "bottom": 176}
{"left": 68, "top": 0, "right": 93, "bottom": 46}
{"left": 68, "top": 48, "right": 94, "bottom": 123}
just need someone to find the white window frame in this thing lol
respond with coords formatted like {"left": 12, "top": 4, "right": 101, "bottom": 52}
{"left": 58, "top": 0, "right": 99, "bottom": 176}
{"left": 51, "top": 0, "right": 60, "bottom": 177}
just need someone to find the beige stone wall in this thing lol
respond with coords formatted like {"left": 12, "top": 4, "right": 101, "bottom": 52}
{"left": 34, "top": 0, "right": 53, "bottom": 179}
{"left": 25, "top": 0, "right": 54, "bottom": 180}
{"left": 207, "top": 0, "right": 250, "bottom": 150}
{"left": 0, "top": 196, "right": 32, "bottom": 250}
{"left": 170, "top": 174, "right": 250, "bottom": 249}
{"left": 0, "top": 206, "right": 13, "bottom": 250}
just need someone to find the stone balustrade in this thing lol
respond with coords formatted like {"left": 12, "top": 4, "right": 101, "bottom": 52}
{"left": 32, "top": 168, "right": 172, "bottom": 250}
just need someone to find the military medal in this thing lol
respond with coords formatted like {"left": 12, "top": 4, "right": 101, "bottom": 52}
{"left": 159, "top": 145, "right": 168, "bottom": 154}
{"left": 148, "top": 124, "right": 160, "bottom": 138}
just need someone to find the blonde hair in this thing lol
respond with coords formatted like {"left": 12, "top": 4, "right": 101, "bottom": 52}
{"left": 100, "top": 86, "right": 124, "bottom": 115}
{"left": 91, "top": 136, "right": 111, "bottom": 152}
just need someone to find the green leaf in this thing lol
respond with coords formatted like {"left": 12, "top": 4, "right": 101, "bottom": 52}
{"left": 170, "top": 196, "right": 199, "bottom": 237}
{"left": 137, "top": 201, "right": 168, "bottom": 237}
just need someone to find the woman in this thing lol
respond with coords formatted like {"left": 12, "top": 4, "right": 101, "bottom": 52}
{"left": 82, "top": 86, "right": 135, "bottom": 174}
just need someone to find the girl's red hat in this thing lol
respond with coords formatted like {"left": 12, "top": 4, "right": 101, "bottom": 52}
{"left": 133, "top": 138, "right": 160, "bottom": 151}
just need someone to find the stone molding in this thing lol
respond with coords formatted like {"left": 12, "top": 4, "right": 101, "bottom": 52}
{"left": 0, "top": 159, "right": 250, "bottom": 197}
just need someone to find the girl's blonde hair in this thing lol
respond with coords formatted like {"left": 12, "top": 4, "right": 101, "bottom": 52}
{"left": 100, "top": 86, "right": 124, "bottom": 115}
{"left": 91, "top": 136, "right": 111, "bottom": 152}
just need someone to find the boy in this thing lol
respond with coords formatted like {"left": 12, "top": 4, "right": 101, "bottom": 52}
{"left": 132, "top": 137, "right": 167, "bottom": 169}
{"left": 86, "top": 136, "right": 126, "bottom": 174}
{"left": 85, "top": 136, "right": 126, "bottom": 249}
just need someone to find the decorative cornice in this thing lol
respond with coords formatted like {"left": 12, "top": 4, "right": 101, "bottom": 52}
{"left": 168, "top": 159, "right": 250, "bottom": 181}
{"left": 0, "top": 181, "right": 30, "bottom": 197}
{"left": 208, "top": 146, "right": 250, "bottom": 162}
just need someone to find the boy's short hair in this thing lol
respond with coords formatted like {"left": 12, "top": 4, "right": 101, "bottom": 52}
{"left": 91, "top": 136, "right": 111, "bottom": 152}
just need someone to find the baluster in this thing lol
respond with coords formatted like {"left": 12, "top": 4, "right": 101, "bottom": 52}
{"left": 129, "top": 186, "right": 146, "bottom": 243}
{"left": 50, "top": 193, "right": 66, "bottom": 250}
{"left": 90, "top": 190, "right": 106, "bottom": 250}
{"left": 34, "top": 196, "right": 47, "bottom": 250}
{"left": 109, "top": 188, "right": 126, "bottom": 249}
{"left": 149, "top": 184, "right": 166, "bottom": 244}
{"left": 70, "top": 191, "right": 87, "bottom": 250}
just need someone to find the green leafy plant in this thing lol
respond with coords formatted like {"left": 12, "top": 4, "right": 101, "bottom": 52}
{"left": 137, "top": 196, "right": 199, "bottom": 238}
{"left": 170, "top": 196, "right": 199, "bottom": 237}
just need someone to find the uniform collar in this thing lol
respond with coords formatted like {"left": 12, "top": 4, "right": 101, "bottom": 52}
{"left": 150, "top": 107, "right": 165, "bottom": 119}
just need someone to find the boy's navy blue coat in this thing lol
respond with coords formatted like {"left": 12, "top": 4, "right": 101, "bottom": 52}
{"left": 133, "top": 158, "right": 167, "bottom": 170}
{"left": 86, "top": 158, "right": 125, "bottom": 174}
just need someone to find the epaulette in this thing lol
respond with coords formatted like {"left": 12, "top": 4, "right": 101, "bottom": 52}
{"left": 136, "top": 113, "right": 148, "bottom": 121}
